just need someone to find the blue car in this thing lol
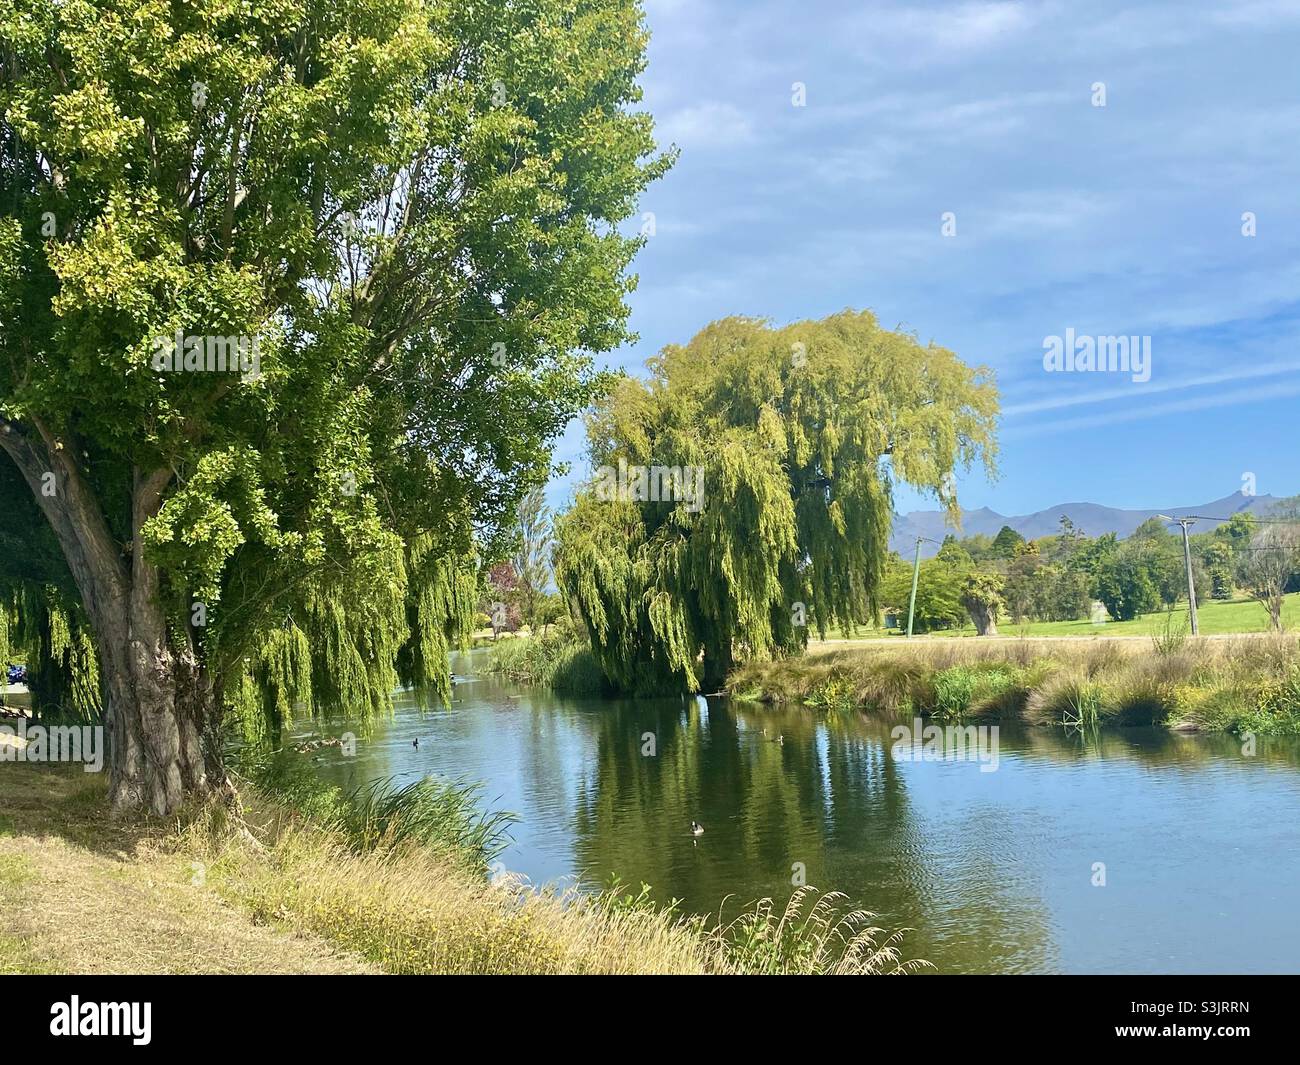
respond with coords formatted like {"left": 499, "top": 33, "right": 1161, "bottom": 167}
{"left": 5, "top": 663, "right": 26, "bottom": 685}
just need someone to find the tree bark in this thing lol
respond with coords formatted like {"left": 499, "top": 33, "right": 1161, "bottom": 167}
{"left": 965, "top": 601, "right": 999, "bottom": 636}
{"left": 103, "top": 626, "right": 223, "bottom": 815}
{"left": 0, "top": 419, "right": 227, "bottom": 814}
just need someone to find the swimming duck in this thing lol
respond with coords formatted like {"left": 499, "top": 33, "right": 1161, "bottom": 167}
{"left": 412, "top": 738, "right": 420, "bottom": 749}
{"left": 690, "top": 820, "right": 705, "bottom": 836}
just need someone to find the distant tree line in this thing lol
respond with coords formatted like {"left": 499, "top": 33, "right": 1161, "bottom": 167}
{"left": 883, "top": 503, "right": 1300, "bottom": 634}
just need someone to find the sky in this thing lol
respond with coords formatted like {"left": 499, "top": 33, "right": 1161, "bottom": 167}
{"left": 548, "top": 0, "right": 1300, "bottom": 520}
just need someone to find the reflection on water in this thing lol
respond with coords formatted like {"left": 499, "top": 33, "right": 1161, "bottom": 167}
{"left": 303, "top": 649, "right": 1300, "bottom": 974}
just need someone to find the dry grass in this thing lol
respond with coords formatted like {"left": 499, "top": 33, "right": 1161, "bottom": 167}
{"left": 731, "top": 634, "right": 1300, "bottom": 733}
{"left": 1, "top": 762, "right": 924, "bottom": 975}
{"left": 185, "top": 789, "right": 922, "bottom": 975}
{"left": 0, "top": 764, "right": 376, "bottom": 975}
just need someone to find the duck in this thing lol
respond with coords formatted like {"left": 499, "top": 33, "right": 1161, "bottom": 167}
{"left": 690, "top": 820, "right": 705, "bottom": 837}
{"left": 777, "top": 733, "right": 785, "bottom": 745}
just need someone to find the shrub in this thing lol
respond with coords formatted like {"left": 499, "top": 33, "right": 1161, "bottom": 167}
{"left": 487, "top": 630, "right": 608, "bottom": 694}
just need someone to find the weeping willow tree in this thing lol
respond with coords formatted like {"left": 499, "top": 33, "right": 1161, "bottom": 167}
{"left": 0, "top": 0, "right": 668, "bottom": 812}
{"left": 554, "top": 313, "right": 999, "bottom": 693}
{"left": 0, "top": 456, "right": 101, "bottom": 719}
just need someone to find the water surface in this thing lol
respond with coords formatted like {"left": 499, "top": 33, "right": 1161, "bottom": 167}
{"left": 303, "top": 649, "right": 1300, "bottom": 974}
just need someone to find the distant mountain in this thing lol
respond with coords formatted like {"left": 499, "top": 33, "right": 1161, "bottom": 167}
{"left": 890, "top": 492, "right": 1286, "bottom": 558}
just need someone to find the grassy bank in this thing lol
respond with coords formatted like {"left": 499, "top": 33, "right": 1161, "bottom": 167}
{"left": 485, "top": 628, "right": 608, "bottom": 694}
{"left": 730, "top": 635, "right": 1300, "bottom": 734}
{"left": 1, "top": 760, "right": 925, "bottom": 975}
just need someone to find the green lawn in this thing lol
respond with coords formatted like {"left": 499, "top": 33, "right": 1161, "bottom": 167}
{"left": 826, "top": 592, "right": 1300, "bottom": 640}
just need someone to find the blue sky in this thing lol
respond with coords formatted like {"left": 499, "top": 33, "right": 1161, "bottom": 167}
{"left": 549, "top": 0, "right": 1300, "bottom": 519}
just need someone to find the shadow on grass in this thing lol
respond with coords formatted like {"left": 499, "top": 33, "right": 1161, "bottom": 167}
{"left": 0, "top": 763, "right": 167, "bottom": 860}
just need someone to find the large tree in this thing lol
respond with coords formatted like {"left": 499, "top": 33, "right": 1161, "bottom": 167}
{"left": 1, "top": 0, "right": 668, "bottom": 812}
{"left": 554, "top": 312, "right": 998, "bottom": 692}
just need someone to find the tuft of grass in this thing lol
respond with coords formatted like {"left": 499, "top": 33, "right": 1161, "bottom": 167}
{"left": 231, "top": 748, "right": 516, "bottom": 873}
{"left": 342, "top": 776, "right": 516, "bottom": 870}
{"left": 931, "top": 664, "right": 1020, "bottom": 721}
{"left": 1152, "top": 609, "right": 1190, "bottom": 657}
{"left": 707, "top": 887, "right": 932, "bottom": 976}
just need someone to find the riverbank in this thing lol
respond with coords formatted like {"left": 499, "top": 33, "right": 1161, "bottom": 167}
{"left": 0, "top": 762, "right": 923, "bottom": 975}
{"left": 729, "top": 635, "right": 1300, "bottom": 734}
{"left": 0, "top": 763, "right": 375, "bottom": 974}
{"left": 485, "top": 627, "right": 607, "bottom": 693}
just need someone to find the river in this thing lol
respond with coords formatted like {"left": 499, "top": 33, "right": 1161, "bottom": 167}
{"left": 300, "top": 648, "right": 1300, "bottom": 974}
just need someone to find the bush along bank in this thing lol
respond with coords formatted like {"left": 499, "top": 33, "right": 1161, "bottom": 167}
{"left": 727, "top": 636, "right": 1300, "bottom": 735}
{"left": 484, "top": 625, "right": 609, "bottom": 694}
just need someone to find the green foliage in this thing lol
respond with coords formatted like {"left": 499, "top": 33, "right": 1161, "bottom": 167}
{"left": 1202, "top": 540, "right": 1235, "bottom": 600}
{"left": 486, "top": 626, "right": 608, "bottom": 693}
{"left": 554, "top": 312, "right": 999, "bottom": 692}
{"left": 511, "top": 488, "right": 553, "bottom": 633}
{"left": 959, "top": 569, "right": 1004, "bottom": 635}
{"left": 1, "top": 584, "right": 100, "bottom": 720}
{"left": 1, "top": 0, "right": 668, "bottom": 748}
{"left": 1095, "top": 550, "right": 1160, "bottom": 622}
{"left": 881, "top": 556, "right": 968, "bottom": 633}
{"left": 931, "top": 664, "right": 1017, "bottom": 721}
{"left": 990, "top": 525, "right": 1025, "bottom": 559}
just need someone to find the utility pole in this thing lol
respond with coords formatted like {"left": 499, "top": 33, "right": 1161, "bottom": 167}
{"left": 1159, "top": 514, "right": 1199, "bottom": 636}
{"left": 906, "top": 536, "right": 923, "bottom": 638}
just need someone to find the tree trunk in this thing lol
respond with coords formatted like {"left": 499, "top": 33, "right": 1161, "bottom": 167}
{"left": 1, "top": 420, "right": 227, "bottom": 814}
{"left": 106, "top": 470, "right": 228, "bottom": 814}
{"left": 966, "top": 602, "right": 999, "bottom": 636}
{"left": 100, "top": 605, "right": 225, "bottom": 815}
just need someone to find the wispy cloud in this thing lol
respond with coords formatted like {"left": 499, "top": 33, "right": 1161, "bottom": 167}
{"left": 851, "top": 1, "right": 1041, "bottom": 65}
{"left": 1003, "top": 360, "right": 1300, "bottom": 417}
{"left": 1007, "top": 378, "right": 1300, "bottom": 437}
{"left": 656, "top": 101, "right": 756, "bottom": 149}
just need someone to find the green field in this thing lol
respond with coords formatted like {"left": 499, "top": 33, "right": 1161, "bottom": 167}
{"left": 828, "top": 592, "right": 1300, "bottom": 641}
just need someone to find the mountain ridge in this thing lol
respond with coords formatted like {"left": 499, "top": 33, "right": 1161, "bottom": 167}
{"left": 890, "top": 491, "right": 1286, "bottom": 558}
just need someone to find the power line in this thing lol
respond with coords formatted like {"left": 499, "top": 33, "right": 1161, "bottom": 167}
{"left": 1186, "top": 513, "right": 1300, "bottom": 525}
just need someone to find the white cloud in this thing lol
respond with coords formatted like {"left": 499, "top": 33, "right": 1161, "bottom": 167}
{"left": 1211, "top": 0, "right": 1300, "bottom": 27}
{"left": 852, "top": 1, "right": 1041, "bottom": 65}
{"left": 656, "top": 101, "right": 756, "bottom": 149}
